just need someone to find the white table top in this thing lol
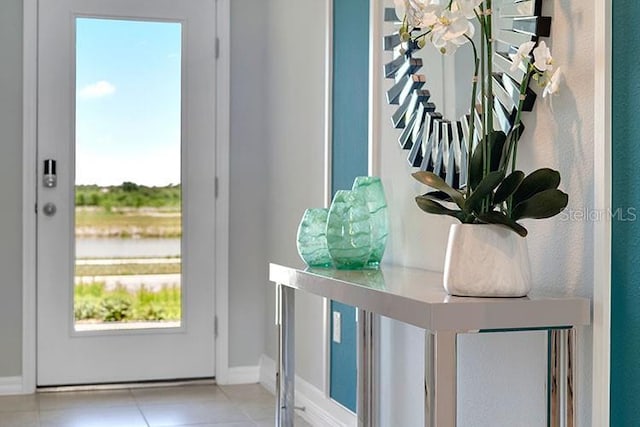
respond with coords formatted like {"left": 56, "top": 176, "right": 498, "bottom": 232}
{"left": 269, "top": 263, "right": 591, "bottom": 332}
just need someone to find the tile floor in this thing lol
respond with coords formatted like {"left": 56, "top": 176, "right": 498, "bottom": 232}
{"left": 0, "top": 383, "right": 312, "bottom": 427}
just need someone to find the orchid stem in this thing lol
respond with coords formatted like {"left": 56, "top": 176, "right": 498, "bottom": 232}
{"left": 505, "top": 68, "right": 533, "bottom": 214}
{"left": 485, "top": 0, "right": 494, "bottom": 166}
{"left": 464, "top": 34, "right": 479, "bottom": 199}
{"left": 479, "top": 4, "right": 489, "bottom": 213}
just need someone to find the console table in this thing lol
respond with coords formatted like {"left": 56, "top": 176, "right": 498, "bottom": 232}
{"left": 269, "top": 263, "right": 590, "bottom": 427}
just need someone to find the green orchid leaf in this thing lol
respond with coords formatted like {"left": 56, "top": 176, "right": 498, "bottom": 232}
{"left": 412, "top": 171, "right": 466, "bottom": 209}
{"left": 423, "top": 190, "right": 454, "bottom": 203}
{"left": 493, "top": 170, "right": 525, "bottom": 205}
{"left": 512, "top": 189, "right": 569, "bottom": 220}
{"left": 499, "top": 123, "right": 524, "bottom": 169}
{"left": 469, "top": 142, "right": 484, "bottom": 190}
{"left": 489, "top": 130, "right": 507, "bottom": 154}
{"left": 476, "top": 211, "right": 528, "bottom": 237}
{"left": 469, "top": 131, "right": 507, "bottom": 189}
{"left": 415, "top": 196, "right": 465, "bottom": 222}
{"left": 465, "top": 170, "right": 505, "bottom": 213}
{"left": 513, "top": 168, "right": 561, "bottom": 206}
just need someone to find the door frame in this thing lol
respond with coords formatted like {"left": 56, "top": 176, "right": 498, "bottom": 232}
{"left": 21, "top": 0, "right": 231, "bottom": 392}
{"left": 593, "top": 0, "right": 612, "bottom": 424}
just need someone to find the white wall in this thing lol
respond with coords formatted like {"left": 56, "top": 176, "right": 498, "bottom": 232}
{"left": 262, "top": 0, "right": 328, "bottom": 390}
{"left": 375, "top": 1, "right": 594, "bottom": 425}
{"left": 228, "top": 0, "right": 270, "bottom": 367}
{"left": 0, "top": 0, "right": 24, "bottom": 378}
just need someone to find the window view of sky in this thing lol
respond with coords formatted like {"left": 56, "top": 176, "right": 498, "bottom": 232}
{"left": 75, "top": 18, "right": 182, "bottom": 186}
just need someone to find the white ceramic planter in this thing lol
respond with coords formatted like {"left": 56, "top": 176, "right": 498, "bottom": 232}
{"left": 444, "top": 224, "right": 532, "bottom": 297}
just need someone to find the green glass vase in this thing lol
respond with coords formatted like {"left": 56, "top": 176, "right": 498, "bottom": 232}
{"left": 296, "top": 208, "right": 332, "bottom": 267}
{"left": 352, "top": 176, "right": 389, "bottom": 267}
{"left": 326, "top": 190, "right": 372, "bottom": 270}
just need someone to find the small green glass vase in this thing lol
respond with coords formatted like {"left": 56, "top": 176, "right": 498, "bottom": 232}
{"left": 326, "top": 190, "right": 372, "bottom": 270}
{"left": 352, "top": 176, "right": 389, "bottom": 267}
{"left": 296, "top": 208, "right": 332, "bottom": 267}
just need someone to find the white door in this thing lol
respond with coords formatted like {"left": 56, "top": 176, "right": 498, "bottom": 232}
{"left": 37, "top": 0, "right": 217, "bottom": 386}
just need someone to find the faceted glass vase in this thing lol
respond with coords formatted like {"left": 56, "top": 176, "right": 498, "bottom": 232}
{"left": 326, "top": 190, "right": 372, "bottom": 270}
{"left": 352, "top": 176, "right": 389, "bottom": 268}
{"left": 296, "top": 208, "right": 332, "bottom": 267}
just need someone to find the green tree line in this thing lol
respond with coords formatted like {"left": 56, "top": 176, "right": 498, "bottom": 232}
{"left": 76, "top": 182, "right": 181, "bottom": 209}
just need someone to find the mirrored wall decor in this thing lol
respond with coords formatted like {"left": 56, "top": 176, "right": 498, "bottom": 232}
{"left": 384, "top": 0, "right": 551, "bottom": 189}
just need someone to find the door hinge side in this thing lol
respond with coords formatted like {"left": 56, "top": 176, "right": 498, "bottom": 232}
{"left": 215, "top": 37, "right": 220, "bottom": 59}
{"left": 215, "top": 176, "right": 219, "bottom": 199}
{"left": 35, "top": 203, "right": 38, "bottom": 214}
{"left": 214, "top": 315, "right": 218, "bottom": 338}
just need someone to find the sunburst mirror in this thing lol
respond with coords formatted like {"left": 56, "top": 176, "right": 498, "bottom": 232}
{"left": 384, "top": 0, "right": 551, "bottom": 189}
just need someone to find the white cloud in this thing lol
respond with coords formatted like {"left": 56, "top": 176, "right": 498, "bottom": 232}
{"left": 78, "top": 80, "right": 116, "bottom": 99}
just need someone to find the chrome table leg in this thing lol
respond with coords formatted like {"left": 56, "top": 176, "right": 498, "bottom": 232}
{"left": 425, "top": 331, "right": 457, "bottom": 427}
{"left": 276, "top": 285, "right": 295, "bottom": 427}
{"left": 357, "top": 309, "right": 376, "bottom": 426}
{"left": 549, "top": 328, "right": 576, "bottom": 427}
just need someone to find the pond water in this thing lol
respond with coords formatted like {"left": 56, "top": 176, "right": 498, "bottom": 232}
{"left": 76, "top": 237, "right": 180, "bottom": 259}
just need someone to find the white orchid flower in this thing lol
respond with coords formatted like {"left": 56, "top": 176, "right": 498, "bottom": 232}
{"left": 543, "top": 67, "right": 562, "bottom": 98}
{"left": 452, "top": 0, "right": 483, "bottom": 19}
{"left": 409, "top": 0, "right": 432, "bottom": 10}
{"left": 509, "top": 41, "right": 536, "bottom": 72}
{"left": 396, "top": 0, "right": 435, "bottom": 27}
{"left": 533, "top": 40, "right": 553, "bottom": 72}
{"left": 416, "top": 4, "right": 443, "bottom": 28}
{"left": 430, "top": 36, "right": 461, "bottom": 55}
{"left": 429, "top": 9, "right": 474, "bottom": 54}
{"left": 394, "top": 0, "right": 409, "bottom": 23}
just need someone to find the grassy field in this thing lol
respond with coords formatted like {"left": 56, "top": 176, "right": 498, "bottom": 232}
{"left": 75, "top": 282, "right": 181, "bottom": 323}
{"left": 75, "top": 207, "right": 181, "bottom": 238}
{"left": 74, "top": 183, "right": 183, "bottom": 323}
{"left": 74, "top": 261, "right": 181, "bottom": 323}
{"left": 75, "top": 183, "right": 181, "bottom": 209}
{"left": 75, "top": 262, "right": 181, "bottom": 276}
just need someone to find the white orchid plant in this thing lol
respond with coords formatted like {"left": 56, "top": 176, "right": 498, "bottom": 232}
{"left": 398, "top": 0, "right": 568, "bottom": 237}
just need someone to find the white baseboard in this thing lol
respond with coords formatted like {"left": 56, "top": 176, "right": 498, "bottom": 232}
{"left": 259, "top": 354, "right": 356, "bottom": 427}
{"left": 0, "top": 377, "right": 24, "bottom": 395}
{"left": 222, "top": 365, "right": 260, "bottom": 385}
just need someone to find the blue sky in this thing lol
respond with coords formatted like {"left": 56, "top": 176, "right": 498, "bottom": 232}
{"left": 75, "top": 18, "right": 181, "bottom": 186}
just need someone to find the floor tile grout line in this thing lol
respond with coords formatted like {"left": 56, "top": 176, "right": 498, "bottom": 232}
{"left": 38, "top": 403, "right": 141, "bottom": 412}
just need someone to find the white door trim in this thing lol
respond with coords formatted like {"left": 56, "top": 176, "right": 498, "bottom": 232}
{"left": 592, "top": 0, "right": 612, "bottom": 424}
{"left": 323, "top": 0, "right": 333, "bottom": 210}
{"left": 22, "top": 0, "right": 231, "bottom": 391}
{"left": 213, "top": 0, "right": 231, "bottom": 385}
{"left": 368, "top": 0, "right": 382, "bottom": 178}
{"left": 322, "top": 0, "right": 333, "bottom": 398}
{"left": 22, "top": 0, "right": 38, "bottom": 394}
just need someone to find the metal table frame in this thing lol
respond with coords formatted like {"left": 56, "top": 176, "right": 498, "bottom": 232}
{"left": 270, "top": 264, "right": 589, "bottom": 427}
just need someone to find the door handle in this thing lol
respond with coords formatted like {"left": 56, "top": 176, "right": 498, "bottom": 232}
{"left": 42, "top": 202, "right": 57, "bottom": 217}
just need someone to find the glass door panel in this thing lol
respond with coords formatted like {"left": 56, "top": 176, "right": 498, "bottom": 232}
{"left": 74, "top": 18, "right": 183, "bottom": 331}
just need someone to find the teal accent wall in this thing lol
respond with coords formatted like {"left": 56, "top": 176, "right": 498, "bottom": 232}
{"left": 611, "top": 1, "right": 640, "bottom": 425}
{"left": 331, "top": 0, "right": 369, "bottom": 191}
{"left": 329, "top": 0, "right": 370, "bottom": 413}
{"left": 330, "top": 301, "right": 358, "bottom": 411}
